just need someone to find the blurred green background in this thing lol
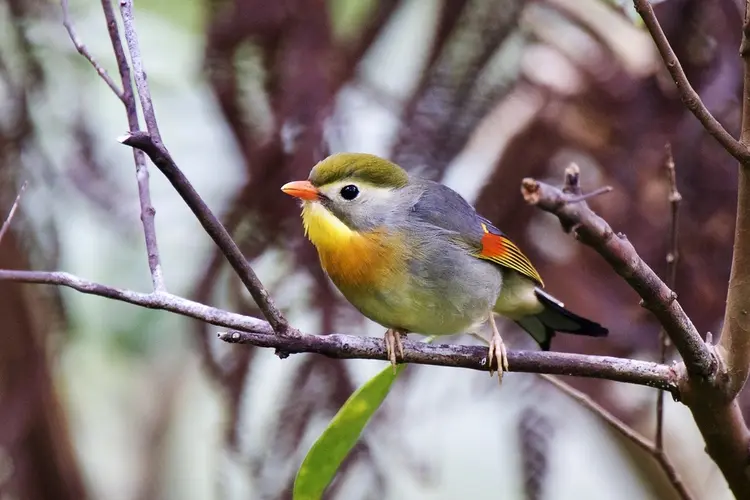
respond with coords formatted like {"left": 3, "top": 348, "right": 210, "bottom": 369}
{"left": 0, "top": 0, "right": 743, "bottom": 498}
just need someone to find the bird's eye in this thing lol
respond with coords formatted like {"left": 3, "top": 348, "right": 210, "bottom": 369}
{"left": 339, "top": 184, "right": 359, "bottom": 200}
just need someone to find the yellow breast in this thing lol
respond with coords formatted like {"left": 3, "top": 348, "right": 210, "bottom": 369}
{"left": 301, "top": 202, "right": 405, "bottom": 290}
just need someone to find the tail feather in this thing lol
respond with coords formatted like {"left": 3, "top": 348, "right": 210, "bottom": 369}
{"left": 516, "top": 288, "right": 608, "bottom": 351}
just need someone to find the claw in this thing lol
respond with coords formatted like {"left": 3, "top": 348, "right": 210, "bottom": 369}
{"left": 384, "top": 329, "right": 407, "bottom": 373}
{"left": 488, "top": 314, "right": 508, "bottom": 384}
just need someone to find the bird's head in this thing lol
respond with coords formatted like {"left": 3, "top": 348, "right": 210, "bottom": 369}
{"left": 281, "top": 153, "right": 410, "bottom": 242}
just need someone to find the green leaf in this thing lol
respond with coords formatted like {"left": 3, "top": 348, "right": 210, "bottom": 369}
{"left": 293, "top": 363, "right": 406, "bottom": 500}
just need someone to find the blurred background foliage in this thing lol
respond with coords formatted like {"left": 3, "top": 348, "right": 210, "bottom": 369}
{"left": 0, "top": 0, "right": 744, "bottom": 498}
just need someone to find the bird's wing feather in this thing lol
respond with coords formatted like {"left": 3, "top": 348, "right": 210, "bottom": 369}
{"left": 409, "top": 180, "right": 544, "bottom": 286}
{"left": 476, "top": 218, "right": 544, "bottom": 286}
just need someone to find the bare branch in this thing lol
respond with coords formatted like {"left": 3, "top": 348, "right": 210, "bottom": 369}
{"left": 221, "top": 329, "right": 676, "bottom": 391}
{"left": 0, "top": 269, "right": 678, "bottom": 392}
{"left": 60, "top": 0, "right": 124, "bottom": 101}
{"left": 109, "top": 1, "right": 288, "bottom": 332}
{"left": 715, "top": 0, "right": 750, "bottom": 399}
{"left": 679, "top": 7, "right": 750, "bottom": 494}
{"left": 521, "top": 165, "right": 713, "bottom": 379}
{"left": 632, "top": 0, "right": 750, "bottom": 165}
{"left": 541, "top": 375, "right": 694, "bottom": 500}
{"left": 118, "top": 0, "right": 162, "bottom": 144}
{"left": 524, "top": 166, "right": 750, "bottom": 497}
{"left": 0, "top": 269, "right": 273, "bottom": 333}
{"left": 0, "top": 181, "right": 28, "bottom": 245}
{"left": 565, "top": 185, "right": 613, "bottom": 204}
{"left": 99, "top": 0, "right": 165, "bottom": 292}
{"left": 118, "top": 131, "right": 291, "bottom": 334}
{"left": 656, "top": 143, "right": 681, "bottom": 451}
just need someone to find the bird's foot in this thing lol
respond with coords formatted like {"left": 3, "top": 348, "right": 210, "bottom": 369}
{"left": 384, "top": 328, "right": 407, "bottom": 373}
{"left": 488, "top": 315, "right": 509, "bottom": 384}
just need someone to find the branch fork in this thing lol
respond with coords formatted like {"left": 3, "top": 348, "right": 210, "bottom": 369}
{"left": 18, "top": 0, "right": 750, "bottom": 496}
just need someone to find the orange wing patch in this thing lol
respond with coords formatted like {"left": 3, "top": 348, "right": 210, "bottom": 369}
{"left": 477, "top": 223, "right": 544, "bottom": 286}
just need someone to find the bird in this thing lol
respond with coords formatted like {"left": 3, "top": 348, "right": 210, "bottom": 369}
{"left": 281, "top": 153, "right": 608, "bottom": 379}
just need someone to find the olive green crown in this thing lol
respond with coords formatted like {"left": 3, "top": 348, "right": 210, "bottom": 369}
{"left": 308, "top": 153, "right": 409, "bottom": 189}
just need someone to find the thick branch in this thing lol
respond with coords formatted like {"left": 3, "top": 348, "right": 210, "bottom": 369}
{"left": 118, "top": 131, "right": 291, "bottom": 334}
{"left": 521, "top": 166, "right": 713, "bottom": 379}
{"left": 628, "top": 2, "right": 750, "bottom": 496}
{"left": 633, "top": 0, "right": 750, "bottom": 165}
{"left": 717, "top": 0, "right": 750, "bottom": 402}
{"left": 0, "top": 269, "right": 678, "bottom": 393}
{"left": 523, "top": 168, "right": 750, "bottom": 497}
{"left": 99, "top": 0, "right": 165, "bottom": 292}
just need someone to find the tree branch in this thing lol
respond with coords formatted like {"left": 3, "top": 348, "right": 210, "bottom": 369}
{"left": 60, "top": 0, "right": 124, "bottom": 101}
{"left": 118, "top": 0, "right": 163, "bottom": 144}
{"left": 523, "top": 167, "right": 750, "bottom": 497}
{"left": 625, "top": 2, "right": 750, "bottom": 496}
{"left": 0, "top": 269, "right": 273, "bottom": 333}
{"left": 633, "top": 0, "right": 750, "bottom": 165}
{"left": 221, "top": 329, "right": 676, "bottom": 391}
{"left": 53, "top": 0, "right": 750, "bottom": 495}
{"left": 521, "top": 165, "right": 713, "bottom": 379}
{"left": 656, "top": 143, "right": 681, "bottom": 452}
{"left": 110, "top": 3, "right": 289, "bottom": 334}
{"left": 117, "top": 131, "right": 292, "bottom": 335}
{"left": 98, "top": 0, "right": 165, "bottom": 292}
{"left": 0, "top": 181, "right": 27, "bottom": 245}
{"left": 716, "top": 0, "right": 750, "bottom": 402}
{"left": 540, "top": 375, "right": 693, "bottom": 500}
{"left": 0, "top": 269, "right": 678, "bottom": 393}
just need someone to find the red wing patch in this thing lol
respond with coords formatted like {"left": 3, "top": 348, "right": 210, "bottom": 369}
{"left": 477, "top": 223, "right": 544, "bottom": 286}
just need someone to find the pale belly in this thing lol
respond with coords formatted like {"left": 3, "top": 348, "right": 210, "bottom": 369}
{"left": 333, "top": 254, "right": 503, "bottom": 336}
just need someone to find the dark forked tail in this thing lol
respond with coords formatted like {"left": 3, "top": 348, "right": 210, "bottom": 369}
{"left": 515, "top": 288, "right": 608, "bottom": 351}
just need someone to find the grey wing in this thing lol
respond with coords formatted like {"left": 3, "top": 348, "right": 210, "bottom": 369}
{"left": 407, "top": 180, "right": 488, "bottom": 247}
{"left": 406, "top": 178, "right": 544, "bottom": 286}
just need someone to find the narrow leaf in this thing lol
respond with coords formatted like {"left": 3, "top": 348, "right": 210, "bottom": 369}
{"left": 293, "top": 363, "right": 406, "bottom": 500}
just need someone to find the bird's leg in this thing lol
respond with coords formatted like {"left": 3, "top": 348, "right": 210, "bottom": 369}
{"left": 487, "top": 314, "right": 509, "bottom": 382}
{"left": 384, "top": 328, "right": 407, "bottom": 372}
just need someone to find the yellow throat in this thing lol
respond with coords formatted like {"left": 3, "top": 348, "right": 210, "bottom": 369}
{"left": 300, "top": 201, "right": 403, "bottom": 289}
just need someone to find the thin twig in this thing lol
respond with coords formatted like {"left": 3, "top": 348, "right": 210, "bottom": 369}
{"left": 99, "top": 0, "right": 165, "bottom": 292}
{"left": 0, "top": 269, "right": 679, "bottom": 392}
{"left": 565, "top": 185, "right": 613, "bottom": 204}
{"left": 113, "top": 2, "right": 288, "bottom": 332}
{"left": 0, "top": 269, "right": 272, "bottom": 332}
{"left": 632, "top": 0, "right": 750, "bottom": 165}
{"left": 60, "top": 0, "right": 124, "bottom": 101}
{"left": 118, "top": 131, "right": 292, "bottom": 335}
{"left": 522, "top": 164, "right": 713, "bottom": 379}
{"left": 540, "top": 375, "right": 694, "bottom": 500}
{"left": 118, "top": 0, "right": 162, "bottom": 144}
{"left": 656, "top": 143, "right": 681, "bottom": 451}
{"left": 0, "top": 182, "right": 28, "bottom": 245}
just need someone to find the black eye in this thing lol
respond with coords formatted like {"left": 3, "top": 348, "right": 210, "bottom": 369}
{"left": 340, "top": 184, "right": 359, "bottom": 200}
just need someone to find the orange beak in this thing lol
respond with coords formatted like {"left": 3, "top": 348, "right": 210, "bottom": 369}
{"left": 281, "top": 180, "right": 320, "bottom": 201}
